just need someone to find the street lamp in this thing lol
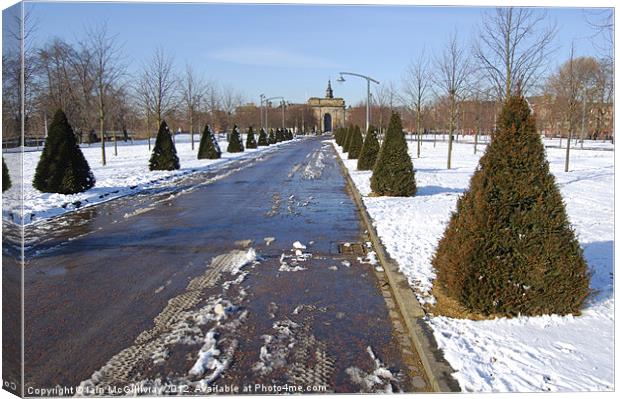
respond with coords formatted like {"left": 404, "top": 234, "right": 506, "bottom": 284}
{"left": 337, "top": 72, "right": 379, "bottom": 134}
{"left": 259, "top": 94, "right": 266, "bottom": 129}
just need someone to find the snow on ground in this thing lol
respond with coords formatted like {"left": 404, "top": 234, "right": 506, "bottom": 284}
{"left": 333, "top": 137, "right": 614, "bottom": 392}
{"left": 2, "top": 134, "right": 293, "bottom": 225}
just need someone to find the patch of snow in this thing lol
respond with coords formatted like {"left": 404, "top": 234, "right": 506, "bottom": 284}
{"left": 345, "top": 346, "right": 401, "bottom": 393}
{"left": 292, "top": 240, "right": 307, "bottom": 249}
{"left": 222, "top": 248, "right": 257, "bottom": 275}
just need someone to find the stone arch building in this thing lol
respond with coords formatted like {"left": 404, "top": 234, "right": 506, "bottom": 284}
{"left": 308, "top": 80, "right": 346, "bottom": 132}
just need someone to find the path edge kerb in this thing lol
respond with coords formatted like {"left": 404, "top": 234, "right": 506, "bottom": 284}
{"left": 331, "top": 141, "right": 460, "bottom": 393}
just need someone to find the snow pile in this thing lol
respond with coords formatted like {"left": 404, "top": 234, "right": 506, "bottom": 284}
{"left": 345, "top": 346, "right": 401, "bottom": 393}
{"left": 253, "top": 319, "right": 300, "bottom": 374}
{"left": 2, "top": 134, "right": 292, "bottom": 224}
{"left": 301, "top": 148, "right": 326, "bottom": 179}
{"left": 279, "top": 241, "right": 313, "bottom": 272}
{"left": 221, "top": 248, "right": 258, "bottom": 275}
{"left": 333, "top": 139, "right": 614, "bottom": 392}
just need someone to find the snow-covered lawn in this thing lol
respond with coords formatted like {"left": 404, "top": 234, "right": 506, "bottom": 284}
{"left": 334, "top": 138, "right": 614, "bottom": 392}
{"left": 2, "top": 134, "right": 291, "bottom": 224}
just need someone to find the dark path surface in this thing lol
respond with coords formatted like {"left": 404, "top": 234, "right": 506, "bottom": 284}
{"left": 22, "top": 137, "right": 428, "bottom": 394}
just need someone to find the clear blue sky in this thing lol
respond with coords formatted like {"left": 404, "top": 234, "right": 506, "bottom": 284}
{"left": 23, "top": 1, "right": 612, "bottom": 104}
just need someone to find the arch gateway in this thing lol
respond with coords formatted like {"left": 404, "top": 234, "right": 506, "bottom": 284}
{"left": 308, "top": 80, "right": 346, "bottom": 133}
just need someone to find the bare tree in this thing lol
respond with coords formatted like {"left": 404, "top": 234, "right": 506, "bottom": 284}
{"left": 86, "top": 22, "right": 126, "bottom": 164}
{"left": 220, "top": 84, "right": 244, "bottom": 130}
{"left": 3, "top": 6, "right": 38, "bottom": 143}
{"left": 179, "top": 63, "right": 207, "bottom": 150}
{"left": 547, "top": 45, "right": 580, "bottom": 172}
{"left": 475, "top": 7, "right": 557, "bottom": 99}
{"left": 372, "top": 84, "right": 392, "bottom": 134}
{"left": 467, "top": 82, "right": 495, "bottom": 154}
{"left": 141, "top": 46, "right": 177, "bottom": 130}
{"left": 402, "top": 51, "right": 431, "bottom": 157}
{"left": 134, "top": 71, "right": 155, "bottom": 150}
{"left": 203, "top": 80, "right": 221, "bottom": 128}
{"left": 586, "top": 9, "right": 613, "bottom": 63}
{"left": 434, "top": 31, "right": 471, "bottom": 169}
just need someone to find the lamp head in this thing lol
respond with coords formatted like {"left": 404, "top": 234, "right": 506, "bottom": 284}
{"left": 337, "top": 75, "right": 345, "bottom": 83}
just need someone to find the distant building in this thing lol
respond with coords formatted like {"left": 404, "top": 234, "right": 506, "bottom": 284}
{"left": 528, "top": 96, "right": 614, "bottom": 140}
{"left": 308, "top": 80, "right": 345, "bottom": 132}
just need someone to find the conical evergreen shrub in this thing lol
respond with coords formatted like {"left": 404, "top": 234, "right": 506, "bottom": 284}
{"left": 258, "top": 128, "right": 268, "bottom": 146}
{"left": 246, "top": 126, "right": 257, "bottom": 149}
{"left": 268, "top": 128, "right": 277, "bottom": 144}
{"left": 3, "top": 157, "right": 11, "bottom": 192}
{"left": 342, "top": 126, "right": 353, "bottom": 152}
{"left": 432, "top": 95, "right": 590, "bottom": 317}
{"left": 227, "top": 125, "right": 244, "bottom": 153}
{"left": 276, "top": 128, "right": 285, "bottom": 142}
{"left": 197, "top": 124, "right": 221, "bottom": 159}
{"left": 348, "top": 125, "right": 363, "bottom": 160}
{"left": 336, "top": 127, "right": 345, "bottom": 146}
{"left": 370, "top": 112, "right": 416, "bottom": 197}
{"left": 357, "top": 125, "right": 380, "bottom": 170}
{"left": 33, "top": 109, "right": 95, "bottom": 194}
{"left": 149, "top": 120, "right": 180, "bottom": 171}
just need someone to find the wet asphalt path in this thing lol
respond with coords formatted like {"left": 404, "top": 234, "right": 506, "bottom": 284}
{"left": 22, "top": 136, "right": 428, "bottom": 394}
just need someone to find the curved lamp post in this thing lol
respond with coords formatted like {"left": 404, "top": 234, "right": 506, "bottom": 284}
{"left": 337, "top": 72, "right": 379, "bottom": 134}
{"left": 259, "top": 94, "right": 266, "bottom": 129}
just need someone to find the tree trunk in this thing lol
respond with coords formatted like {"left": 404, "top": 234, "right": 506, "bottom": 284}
{"left": 416, "top": 109, "right": 421, "bottom": 158}
{"left": 147, "top": 112, "right": 152, "bottom": 151}
{"left": 447, "top": 96, "right": 456, "bottom": 169}
{"left": 474, "top": 129, "right": 479, "bottom": 154}
{"left": 190, "top": 111, "right": 194, "bottom": 150}
{"left": 99, "top": 98, "right": 106, "bottom": 166}
{"left": 565, "top": 124, "right": 572, "bottom": 172}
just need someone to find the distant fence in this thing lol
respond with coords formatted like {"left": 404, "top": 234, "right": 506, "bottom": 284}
{"left": 2, "top": 130, "right": 136, "bottom": 149}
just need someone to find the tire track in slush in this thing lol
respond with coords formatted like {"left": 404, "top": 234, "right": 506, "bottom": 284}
{"left": 76, "top": 249, "right": 258, "bottom": 395}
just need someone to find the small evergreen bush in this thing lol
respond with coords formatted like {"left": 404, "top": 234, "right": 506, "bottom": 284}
{"left": 348, "top": 125, "right": 363, "bottom": 159}
{"left": 276, "top": 128, "right": 285, "bottom": 142}
{"left": 258, "top": 128, "right": 268, "bottom": 146}
{"left": 268, "top": 128, "right": 277, "bottom": 144}
{"left": 342, "top": 126, "right": 353, "bottom": 152}
{"left": 432, "top": 95, "right": 590, "bottom": 317}
{"left": 3, "top": 157, "right": 11, "bottom": 192}
{"left": 149, "top": 120, "right": 180, "bottom": 171}
{"left": 33, "top": 109, "right": 95, "bottom": 194}
{"left": 197, "top": 124, "right": 221, "bottom": 159}
{"left": 246, "top": 126, "right": 257, "bottom": 149}
{"left": 370, "top": 112, "right": 416, "bottom": 197}
{"left": 357, "top": 125, "right": 380, "bottom": 170}
{"left": 227, "top": 125, "right": 244, "bottom": 153}
{"left": 334, "top": 127, "right": 342, "bottom": 145}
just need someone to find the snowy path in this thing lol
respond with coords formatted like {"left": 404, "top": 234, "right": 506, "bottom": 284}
{"left": 21, "top": 136, "right": 426, "bottom": 394}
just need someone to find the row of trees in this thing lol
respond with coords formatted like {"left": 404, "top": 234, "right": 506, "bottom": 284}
{"left": 25, "top": 108, "right": 298, "bottom": 194}
{"left": 1, "top": 16, "right": 315, "bottom": 165}
{"left": 2, "top": 7, "right": 613, "bottom": 170}
{"left": 344, "top": 8, "right": 613, "bottom": 169}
